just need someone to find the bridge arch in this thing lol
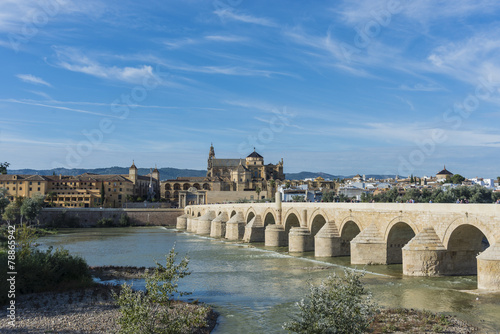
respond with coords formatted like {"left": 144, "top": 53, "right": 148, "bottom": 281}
{"left": 309, "top": 211, "right": 328, "bottom": 237}
{"left": 229, "top": 210, "right": 237, "bottom": 218}
{"left": 385, "top": 217, "right": 418, "bottom": 264}
{"left": 443, "top": 218, "right": 491, "bottom": 275}
{"left": 284, "top": 211, "right": 301, "bottom": 234}
{"left": 442, "top": 217, "right": 496, "bottom": 248}
{"left": 339, "top": 219, "right": 361, "bottom": 256}
{"left": 262, "top": 208, "right": 276, "bottom": 227}
{"left": 246, "top": 209, "right": 256, "bottom": 223}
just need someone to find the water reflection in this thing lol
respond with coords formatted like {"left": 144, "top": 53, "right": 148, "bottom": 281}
{"left": 38, "top": 227, "right": 500, "bottom": 333}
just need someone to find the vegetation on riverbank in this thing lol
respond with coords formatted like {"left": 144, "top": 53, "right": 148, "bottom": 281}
{"left": 113, "top": 247, "right": 212, "bottom": 334}
{"left": 284, "top": 270, "right": 477, "bottom": 334}
{"left": 0, "top": 224, "right": 93, "bottom": 305}
{"left": 369, "top": 308, "right": 477, "bottom": 333}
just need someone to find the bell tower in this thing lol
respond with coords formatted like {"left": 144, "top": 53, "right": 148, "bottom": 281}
{"left": 207, "top": 143, "right": 215, "bottom": 177}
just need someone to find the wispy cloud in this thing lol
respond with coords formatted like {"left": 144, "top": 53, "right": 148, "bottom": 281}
{"left": 16, "top": 74, "right": 52, "bottom": 87}
{"left": 0, "top": 99, "right": 119, "bottom": 118}
{"left": 214, "top": 9, "right": 277, "bottom": 27}
{"left": 52, "top": 47, "right": 162, "bottom": 84}
{"left": 397, "top": 83, "right": 444, "bottom": 92}
{"left": 204, "top": 35, "right": 247, "bottom": 42}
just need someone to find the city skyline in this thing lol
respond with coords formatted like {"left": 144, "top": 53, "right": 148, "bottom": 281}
{"left": 2, "top": 1, "right": 500, "bottom": 178}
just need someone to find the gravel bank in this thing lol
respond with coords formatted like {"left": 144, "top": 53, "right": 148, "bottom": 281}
{"left": 0, "top": 284, "right": 217, "bottom": 333}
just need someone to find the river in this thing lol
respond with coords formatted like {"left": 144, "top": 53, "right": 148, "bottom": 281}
{"left": 38, "top": 227, "right": 500, "bottom": 333}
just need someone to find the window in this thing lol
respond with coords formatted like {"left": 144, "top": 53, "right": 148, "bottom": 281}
{"left": 19, "top": 187, "right": 22, "bottom": 190}
{"left": 29, "top": 181, "right": 32, "bottom": 185}
{"left": 38, "top": 182, "right": 40, "bottom": 185}
{"left": 120, "top": 188, "right": 122, "bottom": 191}
{"left": 38, "top": 187, "right": 40, "bottom": 191}
{"left": 29, "top": 187, "right": 32, "bottom": 191}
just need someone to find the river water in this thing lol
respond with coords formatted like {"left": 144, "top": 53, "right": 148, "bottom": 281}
{"left": 38, "top": 227, "right": 500, "bottom": 333}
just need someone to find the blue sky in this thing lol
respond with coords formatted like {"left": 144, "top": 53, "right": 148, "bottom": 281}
{"left": 1, "top": 0, "right": 500, "bottom": 178}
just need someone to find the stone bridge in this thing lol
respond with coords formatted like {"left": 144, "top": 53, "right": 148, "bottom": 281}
{"left": 177, "top": 194, "right": 500, "bottom": 291}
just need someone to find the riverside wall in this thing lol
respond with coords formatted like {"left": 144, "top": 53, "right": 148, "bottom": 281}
{"left": 38, "top": 208, "right": 184, "bottom": 227}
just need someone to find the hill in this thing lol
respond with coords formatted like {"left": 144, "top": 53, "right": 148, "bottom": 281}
{"left": 8, "top": 167, "right": 207, "bottom": 181}
{"left": 8, "top": 167, "right": 400, "bottom": 182}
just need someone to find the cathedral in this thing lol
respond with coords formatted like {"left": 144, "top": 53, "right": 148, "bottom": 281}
{"left": 207, "top": 144, "right": 285, "bottom": 190}
{"left": 160, "top": 144, "right": 285, "bottom": 206}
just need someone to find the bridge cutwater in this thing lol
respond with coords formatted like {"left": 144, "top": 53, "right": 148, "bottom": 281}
{"left": 177, "top": 193, "right": 500, "bottom": 291}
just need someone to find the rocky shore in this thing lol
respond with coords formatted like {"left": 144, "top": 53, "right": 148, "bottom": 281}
{"left": 0, "top": 267, "right": 217, "bottom": 333}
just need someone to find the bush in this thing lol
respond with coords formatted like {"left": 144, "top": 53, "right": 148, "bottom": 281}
{"left": 96, "top": 217, "right": 114, "bottom": 227}
{"left": 283, "top": 270, "right": 376, "bottom": 334}
{"left": 47, "top": 210, "right": 80, "bottom": 228}
{"left": 0, "top": 247, "right": 92, "bottom": 304}
{"left": 119, "top": 214, "right": 131, "bottom": 227}
{"left": 114, "top": 247, "right": 208, "bottom": 334}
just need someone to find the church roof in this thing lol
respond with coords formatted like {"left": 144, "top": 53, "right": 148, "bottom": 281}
{"left": 247, "top": 150, "right": 263, "bottom": 158}
{"left": 130, "top": 161, "right": 137, "bottom": 170}
{"left": 437, "top": 166, "right": 453, "bottom": 175}
{"left": 212, "top": 158, "right": 246, "bottom": 167}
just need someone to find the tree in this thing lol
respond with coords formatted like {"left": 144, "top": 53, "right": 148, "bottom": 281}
{"left": 291, "top": 195, "right": 305, "bottom": 202}
{"left": 114, "top": 247, "right": 208, "bottom": 334}
{"left": 0, "top": 188, "right": 9, "bottom": 214}
{"left": 2, "top": 201, "right": 20, "bottom": 224}
{"left": 451, "top": 174, "right": 465, "bottom": 185}
{"left": 283, "top": 270, "right": 376, "bottom": 334}
{"left": 100, "top": 182, "right": 106, "bottom": 206}
{"left": 321, "top": 191, "right": 335, "bottom": 202}
{"left": 20, "top": 194, "right": 45, "bottom": 225}
{"left": 256, "top": 186, "right": 262, "bottom": 199}
{"left": 0, "top": 162, "right": 9, "bottom": 175}
{"left": 46, "top": 191, "right": 57, "bottom": 206}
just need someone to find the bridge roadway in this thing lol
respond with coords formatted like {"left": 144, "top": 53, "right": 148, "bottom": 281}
{"left": 177, "top": 193, "right": 500, "bottom": 291}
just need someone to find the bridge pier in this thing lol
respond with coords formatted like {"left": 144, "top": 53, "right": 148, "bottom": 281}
{"left": 210, "top": 212, "right": 228, "bottom": 238}
{"left": 176, "top": 214, "right": 188, "bottom": 229}
{"left": 477, "top": 243, "right": 500, "bottom": 291}
{"left": 225, "top": 212, "right": 245, "bottom": 240}
{"left": 243, "top": 215, "right": 265, "bottom": 243}
{"left": 289, "top": 227, "right": 314, "bottom": 253}
{"left": 186, "top": 216, "right": 198, "bottom": 232}
{"left": 350, "top": 223, "right": 386, "bottom": 264}
{"left": 196, "top": 211, "right": 216, "bottom": 235}
{"left": 402, "top": 227, "right": 446, "bottom": 276}
{"left": 265, "top": 224, "right": 287, "bottom": 247}
{"left": 314, "top": 221, "right": 341, "bottom": 257}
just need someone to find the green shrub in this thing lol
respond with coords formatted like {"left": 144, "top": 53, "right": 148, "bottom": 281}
{"left": 119, "top": 214, "right": 131, "bottom": 227}
{"left": 0, "top": 247, "right": 92, "bottom": 304}
{"left": 283, "top": 270, "right": 376, "bottom": 334}
{"left": 114, "top": 247, "right": 208, "bottom": 333}
{"left": 96, "top": 217, "right": 114, "bottom": 227}
{"left": 47, "top": 210, "right": 80, "bottom": 228}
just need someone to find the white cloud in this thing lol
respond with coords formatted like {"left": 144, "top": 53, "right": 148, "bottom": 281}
{"left": 16, "top": 74, "right": 52, "bottom": 87}
{"left": 53, "top": 47, "right": 161, "bottom": 84}
{"left": 204, "top": 35, "right": 247, "bottom": 42}
{"left": 214, "top": 9, "right": 277, "bottom": 27}
{"left": 1, "top": 99, "right": 118, "bottom": 118}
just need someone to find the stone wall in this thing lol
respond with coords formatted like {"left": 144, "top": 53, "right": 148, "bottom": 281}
{"left": 206, "top": 190, "right": 262, "bottom": 204}
{"left": 38, "top": 208, "right": 183, "bottom": 227}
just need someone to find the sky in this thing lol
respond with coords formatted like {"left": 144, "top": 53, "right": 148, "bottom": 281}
{"left": 1, "top": 0, "right": 500, "bottom": 178}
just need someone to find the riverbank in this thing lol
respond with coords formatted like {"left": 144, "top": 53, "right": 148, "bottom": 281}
{"left": 0, "top": 267, "right": 218, "bottom": 333}
{"left": 369, "top": 308, "right": 478, "bottom": 333}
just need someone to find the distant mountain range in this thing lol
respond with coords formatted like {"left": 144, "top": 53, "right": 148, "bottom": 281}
{"left": 8, "top": 167, "right": 399, "bottom": 181}
{"left": 8, "top": 167, "right": 206, "bottom": 181}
